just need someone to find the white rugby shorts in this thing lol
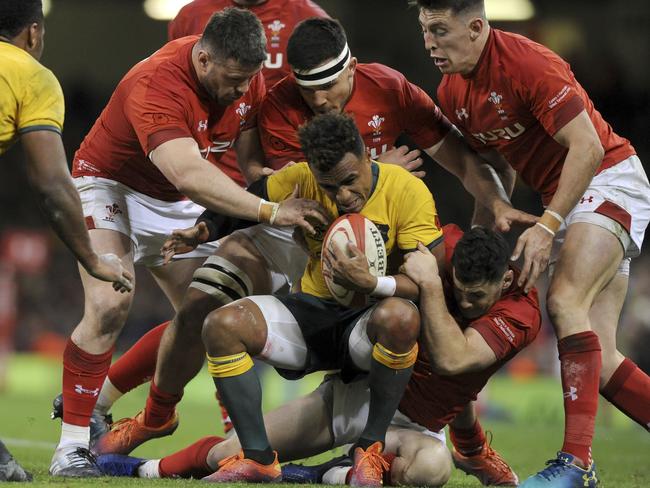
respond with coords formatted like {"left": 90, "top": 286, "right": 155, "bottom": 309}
{"left": 316, "top": 373, "right": 446, "bottom": 447}
{"left": 550, "top": 155, "right": 650, "bottom": 276}
{"left": 74, "top": 176, "right": 220, "bottom": 267}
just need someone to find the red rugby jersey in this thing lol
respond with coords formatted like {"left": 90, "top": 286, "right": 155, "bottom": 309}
{"left": 437, "top": 29, "right": 635, "bottom": 205}
{"left": 72, "top": 37, "right": 265, "bottom": 201}
{"left": 260, "top": 63, "right": 452, "bottom": 169}
{"left": 168, "top": 0, "right": 329, "bottom": 186}
{"left": 398, "top": 224, "right": 541, "bottom": 432}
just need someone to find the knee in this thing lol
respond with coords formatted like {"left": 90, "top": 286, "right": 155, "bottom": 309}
{"left": 176, "top": 289, "right": 221, "bottom": 338}
{"left": 370, "top": 298, "right": 420, "bottom": 349}
{"left": 392, "top": 450, "right": 452, "bottom": 487}
{"left": 201, "top": 304, "right": 248, "bottom": 353}
{"left": 546, "top": 282, "right": 586, "bottom": 327}
{"left": 86, "top": 294, "right": 131, "bottom": 339}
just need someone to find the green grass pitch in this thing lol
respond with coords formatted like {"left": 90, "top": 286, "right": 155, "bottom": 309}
{"left": 0, "top": 354, "right": 648, "bottom": 487}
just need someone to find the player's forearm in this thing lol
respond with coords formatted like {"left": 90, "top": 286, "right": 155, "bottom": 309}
{"left": 546, "top": 141, "right": 603, "bottom": 218}
{"left": 31, "top": 177, "right": 98, "bottom": 268}
{"left": 393, "top": 274, "right": 420, "bottom": 301}
{"left": 418, "top": 280, "right": 474, "bottom": 375}
{"left": 471, "top": 163, "right": 516, "bottom": 227}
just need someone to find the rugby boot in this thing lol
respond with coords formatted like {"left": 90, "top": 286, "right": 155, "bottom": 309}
{"left": 49, "top": 446, "right": 102, "bottom": 477}
{"left": 519, "top": 452, "right": 598, "bottom": 487}
{"left": 349, "top": 442, "right": 389, "bottom": 487}
{"left": 97, "top": 454, "right": 146, "bottom": 477}
{"left": 51, "top": 393, "right": 113, "bottom": 447}
{"left": 93, "top": 409, "right": 179, "bottom": 455}
{"left": 202, "top": 450, "right": 281, "bottom": 483}
{"left": 452, "top": 434, "right": 518, "bottom": 486}
{"left": 282, "top": 455, "right": 352, "bottom": 484}
{"left": 0, "top": 441, "right": 32, "bottom": 481}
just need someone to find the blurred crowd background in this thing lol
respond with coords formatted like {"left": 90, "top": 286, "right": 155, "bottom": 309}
{"left": 0, "top": 0, "right": 649, "bottom": 391}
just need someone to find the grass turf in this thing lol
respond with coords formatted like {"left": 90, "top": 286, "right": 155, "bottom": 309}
{"left": 0, "top": 354, "right": 648, "bottom": 487}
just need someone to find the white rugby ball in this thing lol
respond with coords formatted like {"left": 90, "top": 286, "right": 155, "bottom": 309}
{"left": 321, "top": 214, "right": 387, "bottom": 307}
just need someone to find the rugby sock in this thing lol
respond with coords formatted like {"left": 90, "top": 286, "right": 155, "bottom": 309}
{"left": 601, "top": 358, "right": 650, "bottom": 431}
{"left": 355, "top": 343, "right": 417, "bottom": 449}
{"left": 61, "top": 339, "right": 113, "bottom": 429}
{"left": 94, "top": 378, "right": 122, "bottom": 416}
{"left": 208, "top": 352, "right": 274, "bottom": 465}
{"left": 558, "top": 331, "right": 601, "bottom": 466}
{"left": 107, "top": 321, "right": 169, "bottom": 394}
{"left": 158, "top": 436, "right": 224, "bottom": 478}
{"left": 450, "top": 419, "right": 487, "bottom": 456}
{"left": 144, "top": 380, "right": 182, "bottom": 428}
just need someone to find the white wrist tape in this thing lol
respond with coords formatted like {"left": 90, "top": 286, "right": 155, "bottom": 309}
{"left": 535, "top": 221, "right": 556, "bottom": 236}
{"left": 371, "top": 276, "right": 397, "bottom": 297}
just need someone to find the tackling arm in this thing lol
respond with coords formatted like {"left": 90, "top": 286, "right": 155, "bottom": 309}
{"left": 234, "top": 127, "right": 269, "bottom": 185}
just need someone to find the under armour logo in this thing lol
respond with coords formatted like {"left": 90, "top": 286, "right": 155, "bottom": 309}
{"left": 563, "top": 386, "right": 578, "bottom": 401}
{"left": 582, "top": 471, "right": 597, "bottom": 486}
{"left": 74, "top": 385, "right": 100, "bottom": 397}
{"left": 197, "top": 120, "right": 208, "bottom": 132}
{"left": 456, "top": 108, "right": 469, "bottom": 120}
{"left": 580, "top": 196, "right": 594, "bottom": 204}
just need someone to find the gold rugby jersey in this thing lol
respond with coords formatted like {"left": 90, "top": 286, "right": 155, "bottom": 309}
{"left": 266, "top": 161, "right": 443, "bottom": 299}
{"left": 0, "top": 41, "right": 64, "bottom": 155}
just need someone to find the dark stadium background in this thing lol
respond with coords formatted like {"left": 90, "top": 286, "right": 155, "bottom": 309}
{"left": 0, "top": 0, "right": 648, "bottom": 376}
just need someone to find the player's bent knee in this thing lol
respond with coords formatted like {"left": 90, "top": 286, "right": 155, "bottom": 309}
{"left": 393, "top": 449, "right": 452, "bottom": 487}
{"left": 201, "top": 302, "right": 252, "bottom": 352}
{"left": 84, "top": 292, "right": 132, "bottom": 337}
{"left": 175, "top": 287, "right": 224, "bottom": 338}
{"left": 370, "top": 298, "right": 420, "bottom": 347}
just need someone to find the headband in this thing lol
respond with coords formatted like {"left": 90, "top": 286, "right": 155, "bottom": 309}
{"left": 293, "top": 43, "right": 351, "bottom": 87}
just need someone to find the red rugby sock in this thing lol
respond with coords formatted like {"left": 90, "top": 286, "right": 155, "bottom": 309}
{"left": 144, "top": 380, "right": 182, "bottom": 428}
{"left": 558, "top": 331, "right": 601, "bottom": 466}
{"left": 601, "top": 358, "right": 650, "bottom": 431}
{"left": 159, "top": 436, "right": 224, "bottom": 478}
{"left": 450, "top": 419, "right": 486, "bottom": 456}
{"left": 62, "top": 339, "right": 113, "bottom": 426}
{"left": 108, "top": 321, "right": 169, "bottom": 393}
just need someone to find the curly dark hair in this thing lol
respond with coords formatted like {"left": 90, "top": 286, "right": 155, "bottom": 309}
{"left": 201, "top": 7, "right": 267, "bottom": 67}
{"left": 298, "top": 113, "right": 364, "bottom": 173}
{"left": 287, "top": 18, "right": 348, "bottom": 71}
{"left": 452, "top": 227, "right": 510, "bottom": 284}
{"left": 410, "top": 0, "right": 485, "bottom": 16}
{"left": 0, "top": 0, "right": 43, "bottom": 39}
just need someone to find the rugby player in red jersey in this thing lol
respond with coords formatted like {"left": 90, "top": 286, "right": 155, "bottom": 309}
{"left": 49, "top": 8, "right": 327, "bottom": 477}
{"left": 96, "top": 224, "right": 538, "bottom": 487}
{"left": 169, "top": 0, "right": 330, "bottom": 186}
{"left": 412, "top": 1, "right": 650, "bottom": 486}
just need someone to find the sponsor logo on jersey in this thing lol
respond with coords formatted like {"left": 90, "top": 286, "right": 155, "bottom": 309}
{"left": 580, "top": 196, "right": 595, "bottom": 204}
{"left": 456, "top": 108, "right": 469, "bottom": 120}
{"left": 488, "top": 91, "right": 509, "bottom": 120}
{"left": 75, "top": 159, "right": 100, "bottom": 173}
{"left": 102, "top": 203, "right": 123, "bottom": 223}
{"left": 368, "top": 114, "right": 385, "bottom": 142}
{"left": 197, "top": 119, "right": 208, "bottom": 132}
{"left": 74, "top": 384, "right": 100, "bottom": 397}
{"left": 492, "top": 316, "right": 515, "bottom": 343}
{"left": 200, "top": 140, "right": 235, "bottom": 157}
{"left": 472, "top": 122, "right": 526, "bottom": 144}
{"left": 548, "top": 85, "right": 572, "bottom": 109}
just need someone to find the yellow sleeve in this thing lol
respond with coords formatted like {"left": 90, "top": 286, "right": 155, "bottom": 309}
{"left": 396, "top": 175, "right": 443, "bottom": 250}
{"left": 17, "top": 67, "right": 64, "bottom": 135}
{"left": 265, "top": 162, "right": 311, "bottom": 202}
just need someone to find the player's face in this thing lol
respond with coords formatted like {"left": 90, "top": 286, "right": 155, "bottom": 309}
{"left": 200, "top": 55, "right": 263, "bottom": 106}
{"left": 451, "top": 268, "right": 513, "bottom": 320}
{"left": 297, "top": 59, "right": 357, "bottom": 115}
{"left": 313, "top": 151, "right": 372, "bottom": 214}
{"left": 418, "top": 8, "right": 482, "bottom": 75}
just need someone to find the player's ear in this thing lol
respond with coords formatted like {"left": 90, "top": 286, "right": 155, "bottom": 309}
{"left": 27, "top": 22, "right": 44, "bottom": 57}
{"left": 502, "top": 269, "right": 514, "bottom": 291}
{"left": 348, "top": 57, "right": 357, "bottom": 76}
{"left": 468, "top": 17, "right": 485, "bottom": 41}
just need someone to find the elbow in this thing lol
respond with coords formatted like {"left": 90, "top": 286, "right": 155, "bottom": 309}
{"left": 585, "top": 138, "right": 605, "bottom": 171}
{"left": 174, "top": 175, "right": 200, "bottom": 202}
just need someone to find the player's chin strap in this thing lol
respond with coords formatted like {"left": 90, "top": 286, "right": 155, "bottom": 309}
{"left": 293, "top": 43, "right": 351, "bottom": 87}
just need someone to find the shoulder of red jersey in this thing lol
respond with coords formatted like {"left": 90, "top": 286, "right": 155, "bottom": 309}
{"left": 260, "top": 75, "right": 306, "bottom": 119}
{"left": 355, "top": 63, "right": 410, "bottom": 91}
{"left": 293, "top": 0, "right": 330, "bottom": 17}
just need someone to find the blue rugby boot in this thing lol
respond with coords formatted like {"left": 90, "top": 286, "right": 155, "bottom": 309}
{"left": 282, "top": 455, "right": 352, "bottom": 484}
{"left": 520, "top": 452, "right": 598, "bottom": 487}
{"left": 97, "top": 454, "right": 146, "bottom": 477}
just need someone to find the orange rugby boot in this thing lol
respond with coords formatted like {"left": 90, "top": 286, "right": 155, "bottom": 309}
{"left": 452, "top": 434, "right": 518, "bottom": 486}
{"left": 93, "top": 409, "right": 179, "bottom": 455}
{"left": 349, "top": 442, "right": 390, "bottom": 487}
{"left": 202, "top": 450, "right": 282, "bottom": 483}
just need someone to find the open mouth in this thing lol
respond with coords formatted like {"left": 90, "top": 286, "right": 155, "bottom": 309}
{"left": 432, "top": 56, "right": 449, "bottom": 68}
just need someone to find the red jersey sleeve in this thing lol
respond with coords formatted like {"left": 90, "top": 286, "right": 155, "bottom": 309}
{"left": 124, "top": 78, "right": 193, "bottom": 156}
{"left": 258, "top": 94, "right": 304, "bottom": 167}
{"left": 469, "top": 291, "right": 541, "bottom": 360}
{"left": 398, "top": 77, "right": 452, "bottom": 149}
{"left": 296, "top": 0, "right": 330, "bottom": 19}
{"left": 515, "top": 51, "right": 585, "bottom": 136}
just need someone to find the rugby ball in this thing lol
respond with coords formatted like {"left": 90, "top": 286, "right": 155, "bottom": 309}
{"left": 321, "top": 214, "right": 387, "bottom": 307}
